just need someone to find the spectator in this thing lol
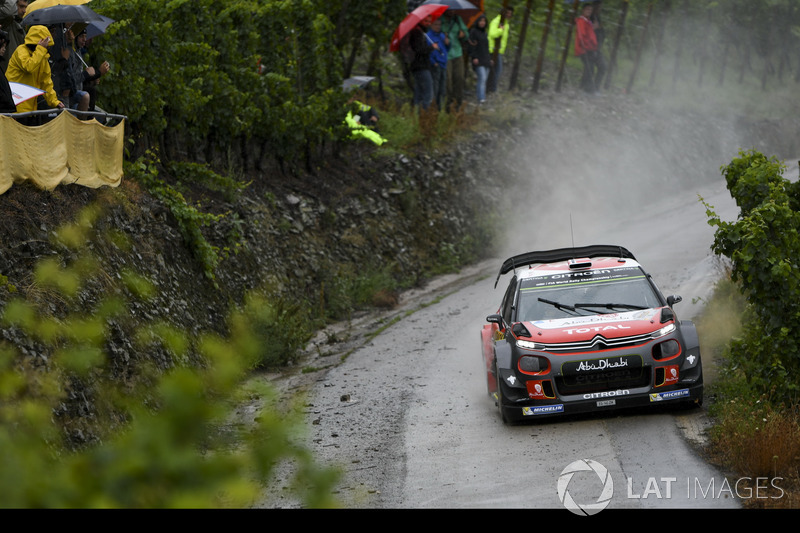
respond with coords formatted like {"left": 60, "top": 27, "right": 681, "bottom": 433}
{"left": 51, "top": 24, "right": 89, "bottom": 111}
{"left": 441, "top": 10, "right": 468, "bottom": 111}
{"left": 487, "top": 6, "right": 512, "bottom": 94}
{"left": 590, "top": 0, "right": 607, "bottom": 88}
{"left": 467, "top": 14, "right": 491, "bottom": 105}
{"left": 345, "top": 93, "right": 386, "bottom": 145}
{"left": 409, "top": 15, "right": 438, "bottom": 110}
{"left": 5, "top": 25, "right": 64, "bottom": 114}
{"left": 75, "top": 29, "right": 109, "bottom": 111}
{"left": 0, "top": 0, "right": 26, "bottom": 72}
{"left": 575, "top": 3, "right": 601, "bottom": 94}
{"left": 426, "top": 17, "right": 448, "bottom": 111}
{"left": 0, "top": 29, "right": 16, "bottom": 112}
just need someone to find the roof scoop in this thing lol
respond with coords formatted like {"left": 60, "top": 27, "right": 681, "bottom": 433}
{"left": 568, "top": 258, "right": 592, "bottom": 270}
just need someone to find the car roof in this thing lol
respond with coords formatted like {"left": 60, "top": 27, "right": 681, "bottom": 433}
{"left": 494, "top": 245, "right": 638, "bottom": 287}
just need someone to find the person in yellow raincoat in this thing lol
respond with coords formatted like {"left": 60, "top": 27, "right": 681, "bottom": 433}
{"left": 6, "top": 24, "right": 64, "bottom": 113}
{"left": 345, "top": 98, "right": 386, "bottom": 146}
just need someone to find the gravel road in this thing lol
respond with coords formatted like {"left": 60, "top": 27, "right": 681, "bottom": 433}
{"left": 262, "top": 90, "right": 797, "bottom": 510}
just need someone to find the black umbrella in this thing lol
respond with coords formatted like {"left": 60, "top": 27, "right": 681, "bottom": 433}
{"left": 22, "top": 4, "right": 105, "bottom": 26}
{"left": 421, "top": 0, "right": 479, "bottom": 11}
{"left": 85, "top": 15, "right": 115, "bottom": 39}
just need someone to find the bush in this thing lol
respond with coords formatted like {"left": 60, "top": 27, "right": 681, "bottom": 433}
{"left": 704, "top": 150, "right": 800, "bottom": 403}
{"left": 0, "top": 207, "right": 338, "bottom": 508}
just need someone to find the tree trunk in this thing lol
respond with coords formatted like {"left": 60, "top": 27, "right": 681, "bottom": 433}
{"left": 648, "top": 0, "right": 671, "bottom": 88}
{"left": 671, "top": 0, "right": 689, "bottom": 89}
{"left": 533, "top": 0, "right": 556, "bottom": 93}
{"left": 604, "top": 0, "right": 629, "bottom": 90}
{"left": 626, "top": 1, "right": 654, "bottom": 94}
{"left": 509, "top": 0, "right": 535, "bottom": 91}
{"left": 556, "top": 0, "right": 580, "bottom": 93}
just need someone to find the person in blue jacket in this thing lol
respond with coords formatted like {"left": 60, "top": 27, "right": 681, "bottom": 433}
{"left": 426, "top": 17, "right": 448, "bottom": 111}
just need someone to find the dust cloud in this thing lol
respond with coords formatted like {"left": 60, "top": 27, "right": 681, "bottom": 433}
{"left": 497, "top": 92, "right": 762, "bottom": 258}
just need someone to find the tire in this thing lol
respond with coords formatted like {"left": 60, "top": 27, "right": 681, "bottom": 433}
{"left": 496, "top": 372, "right": 521, "bottom": 425}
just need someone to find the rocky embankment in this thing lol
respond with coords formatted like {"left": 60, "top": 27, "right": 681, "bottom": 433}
{"left": 1, "top": 89, "right": 798, "bottom": 445}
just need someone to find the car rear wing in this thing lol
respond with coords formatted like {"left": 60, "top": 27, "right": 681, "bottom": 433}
{"left": 494, "top": 245, "right": 636, "bottom": 287}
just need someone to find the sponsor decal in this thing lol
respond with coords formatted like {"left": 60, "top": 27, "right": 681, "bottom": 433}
{"left": 565, "top": 324, "right": 631, "bottom": 335}
{"left": 563, "top": 355, "right": 642, "bottom": 376}
{"left": 522, "top": 404, "right": 564, "bottom": 416}
{"left": 576, "top": 357, "right": 628, "bottom": 372}
{"left": 662, "top": 365, "right": 679, "bottom": 386}
{"left": 532, "top": 310, "right": 655, "bottom": 330}
{"left": 527, "top": 380, "right": 553, "bottom": 400}
{"left": 649, "top": 388, "right": 690, "bottom": 402}
{"left": 583, "top": 389, "right": 630, "bottom": 400}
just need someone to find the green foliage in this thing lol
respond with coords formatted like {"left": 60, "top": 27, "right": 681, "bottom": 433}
{"left": 232, "top": 292, "right": 315, "bottom": 369}
{"left": 707, "top": 380, "right": 800, "bottom": 480}
{"left": 319, "top": 262, "right": 401, "bottom": 321}
{"left": 90, "top": 0, "right": 349, "bottom": 166}
{"left": 125, "top": 152, "right": 225, "bottom": 284}
{"left": 704, "top": 150, "right": 800, "bottom": 403}
{"left": 167, "top": 161, "right": 249, "bottom": 202}
{"left": 0, "top": 208, "right": 338, "bottom": 508}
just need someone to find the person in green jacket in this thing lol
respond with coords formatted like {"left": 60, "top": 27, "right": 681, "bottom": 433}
{"left": 441, "top": 10, "right": 468, "bottom": 111}
{"left": 488, "top": 6, "right": 513, "bottom": 94}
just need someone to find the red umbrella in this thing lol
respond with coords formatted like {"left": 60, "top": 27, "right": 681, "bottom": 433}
{"left": 389, "top": 3, "right": 449, "bottom": 52}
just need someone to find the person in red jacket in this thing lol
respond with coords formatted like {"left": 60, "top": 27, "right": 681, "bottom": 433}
{"left": 574, "top": 3, "right": 601, "bottom": 94}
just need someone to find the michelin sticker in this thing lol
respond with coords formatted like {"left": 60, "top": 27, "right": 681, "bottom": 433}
{"left": 649, "top": 389, "right": 690, "bottom": 402}
{"left": 523, "top": 404, "right": 564, "bottom": 416}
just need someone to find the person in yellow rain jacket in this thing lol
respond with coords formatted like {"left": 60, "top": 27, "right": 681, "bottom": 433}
{"left": 487, "top": 6, "right": 513, "bottom": 94}
{"left": 6, "top": 24, "right": 64, "bottom": 113}
{"left": 345, "top": 98, "right": 386, "bottom": 146}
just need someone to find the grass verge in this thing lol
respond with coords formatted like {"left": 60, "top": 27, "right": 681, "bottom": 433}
{"left": 696, "top": 275, "right": 800, "bottom": 509}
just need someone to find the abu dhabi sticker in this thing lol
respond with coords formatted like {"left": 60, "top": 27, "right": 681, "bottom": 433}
{"left": 649, "top": 389, "right": 690, "bottom": 402}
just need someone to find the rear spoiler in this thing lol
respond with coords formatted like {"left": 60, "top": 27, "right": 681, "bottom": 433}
{"left": 494, "top": 245, "right": 636, "bottom": 287}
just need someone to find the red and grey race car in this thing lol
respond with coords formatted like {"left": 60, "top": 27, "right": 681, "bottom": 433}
{"left": 481, "top": 245, "right": 703, "bottom": 424}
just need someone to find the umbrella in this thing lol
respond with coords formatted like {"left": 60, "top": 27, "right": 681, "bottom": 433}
{"left": 24, "top": 0, "right": 91, "bottom": 17}
{"left": 421, "top": 0, "right": 479, "bottom": 13}
{"left": 22, "top": 3, "right": 105, "bottom": 26}
{"left": 342, "top": 76, "right": 375, "bottom": 91}
{"left": 85, "top": 14, "right": 115, "bottom": 39}
{"left": 389, "top": 3, "right": 449, "bottom": 52}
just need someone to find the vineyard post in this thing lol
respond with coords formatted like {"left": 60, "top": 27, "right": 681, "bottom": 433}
{"left": 532, "top": 0, "right": 556, "bottom": 93}
{"left": 648, "top": 0, "right": 671, "bottom": 88}
{"left": 604, "top": 0, "right": 629, "bottom": 90}
{"left": 625, "top": 0, "right": 654, "bottom": 94}
{"left": 555, "top": 0, "right": 580, "bottom": 92}
{"left": 509, "top": 0, "right": 536, "bottom": 91}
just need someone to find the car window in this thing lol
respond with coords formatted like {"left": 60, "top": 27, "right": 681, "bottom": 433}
{"left": 516, "top": 267, "right": 661, "bottom": 321}
{"left": 501, "top": 276, "right": 517, "bottom": 323}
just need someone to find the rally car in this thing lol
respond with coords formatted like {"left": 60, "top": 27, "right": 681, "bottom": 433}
{"left": 481, "top": 245, "right": 703, "bottom": 424}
